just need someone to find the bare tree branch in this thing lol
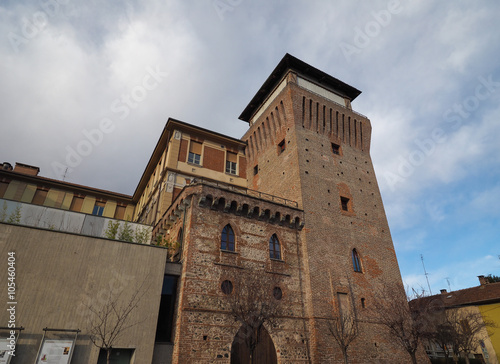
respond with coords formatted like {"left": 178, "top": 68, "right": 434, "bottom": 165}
{"left": 225, "top": 272, "right": 285, "bottom": 362}
{"left": 86, "top": 278, "right": 150, "bottom": 364}
{"left": 327, "top": 310, "right": 358, "bottom": 364}
{"left": 325, "top": 276, "right": 359, "bottom": 364}
{"left": 371, "top": 284, "right": 431, "bottom": 364}
{"left": 428, "top": 308, "right": 496, "bottom": 364}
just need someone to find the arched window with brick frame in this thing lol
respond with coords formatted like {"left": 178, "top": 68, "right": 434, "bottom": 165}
{"left": 269, "top": 234, "right": 281, "bottom": 260}
{"left": 352, "top": 248, "right": 362, "bottom": 273}
{"left": 177, "top": 228, "right": 183, "bottom": 245}
{"left": 221, "top": 224, "right": 235, "bottom": 251}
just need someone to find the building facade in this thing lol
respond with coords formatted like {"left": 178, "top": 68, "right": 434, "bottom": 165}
{"left": 0, "top": 162, "right": 136, "bottom": 220}
{"left": 155, "top": 54, "right": 418, "bottom": 363}
{"left": 0, "top": 54, "right": 418, "bottom": 363}
{"left": 416, "top": 276, "right": 500, "bottom": 364}
{"left": 132, "top": 119, "right": 247, "bottom": 228}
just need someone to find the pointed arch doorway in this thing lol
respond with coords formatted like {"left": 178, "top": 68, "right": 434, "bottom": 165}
{"left": 230, "top": 325, "right": 278, "bottom": 364}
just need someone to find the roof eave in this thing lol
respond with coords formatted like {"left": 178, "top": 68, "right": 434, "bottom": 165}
{"left": 239, "top": 53, "right": 362, "bottom": 123}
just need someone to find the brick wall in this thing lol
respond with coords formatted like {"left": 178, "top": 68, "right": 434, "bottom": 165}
{"left": 240, "top": 76, "right": 417, "bottom": 363}
{"left": 164, "top": 184, "right": 311, "bottom": 363}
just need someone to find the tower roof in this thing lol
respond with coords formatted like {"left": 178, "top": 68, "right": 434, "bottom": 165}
{"left": 239, "top": 53, "right": 362, "bottom": 123}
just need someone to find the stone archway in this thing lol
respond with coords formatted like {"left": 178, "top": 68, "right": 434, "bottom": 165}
{"left": 230, "top": 325, "right": 278, "bottom": 364}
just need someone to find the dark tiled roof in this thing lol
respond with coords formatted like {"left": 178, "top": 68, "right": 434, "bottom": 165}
{"left": 0, "top": 169, "right": 132, "bottom": 200}
{"left": 412, "top": 282, "right": 500, "bottom": 309}
{"left": 239, "top": 53, "right": 362, "bottom": 122}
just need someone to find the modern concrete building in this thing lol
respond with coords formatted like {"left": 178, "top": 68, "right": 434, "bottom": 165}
{"left": 0, "top": 54, "right": 419, "bottom": 363}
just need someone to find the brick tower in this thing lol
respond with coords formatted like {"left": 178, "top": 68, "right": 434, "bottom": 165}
{"left": 240, "top": 54, "right": 409, "bottom": 362}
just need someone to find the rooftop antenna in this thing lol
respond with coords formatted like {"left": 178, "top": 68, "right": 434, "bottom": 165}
{"left": 62, "top": 167, "right": 68, "bottom": 182}
{"left": 445, "top": 277, "right": 451, "bottom": 292}
{"left": 421, "top": 254, "right": 432, "bottom": 295}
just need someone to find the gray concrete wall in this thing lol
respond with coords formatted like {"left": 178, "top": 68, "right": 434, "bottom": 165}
{"left": 0, "top": 222, "right": 168, "bottom": 364}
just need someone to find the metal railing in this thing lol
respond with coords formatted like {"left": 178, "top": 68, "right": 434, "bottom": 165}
{"left": 190, "top": 178, "right": 299, "bottom": 208}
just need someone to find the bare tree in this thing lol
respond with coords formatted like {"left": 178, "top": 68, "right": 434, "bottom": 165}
{"left": 429, "top": 317, "right": 454, "bottom": 363}
{"left": 436, "top": 308, "right": 495, "bottom": 364}
{"left": 326, "top": 277, "right": 359, "bottom": 364}
{"left": 413, "top": 296, "right": 497, "bottom": 364}
{"left": 225, "top": 272, "right": 284, "bottom": 363}
{"left": 372, "top": 284, "right": 431, "bottom": 364}
{"left": 327, "top": 309, "right": 358, "bottom": 364}
{"left": 86, "top": 279, "right": 149, "bottom": 364}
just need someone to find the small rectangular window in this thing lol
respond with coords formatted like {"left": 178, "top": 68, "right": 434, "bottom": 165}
{"left": 225, "top": 152, "right": 237, "bottom": 174}
{"left": 341, "top": 197, "right": 349, "bottom": 211}
{"left": 253, "top": 165, "right": 259, "bottom": 175}
{"left": 332, "top": 143, "right": 340, "bottom": 155}
{"left": 98, "top": 348, "right": 135, "bottom": 364}
{"left": 114, "top": 205, "right": 126, "bottom": 220}
{"left": 0, "top": 182, "right": 9, "bottom": 199}
{"left": 32, "top": 188, "right": 48, "bottom": 205}
{"left": 69, "top": 195, "right": 84, "bottom": 212}
{"left": 278, "top": 139, "right": 285, "bottom": 154}
{"left": 188, "top": 152, "right": 200, "bottom": 164}
{"left": 188, "top": 141, "right": 202, "bottom": 165}
{"left": 93, "top": 201, "right": 105, "bottom": 216}
{"left": 337, "top": 292, "right": 350, "bottom": 317}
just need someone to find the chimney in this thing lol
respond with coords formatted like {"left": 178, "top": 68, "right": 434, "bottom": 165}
{"left": 478, "top": 275, "right": 488, "bottom": 285}
{"left": 440, "top": 289, "right": 447, "bottom": 294}
{"left": 13, "top": 162, "right": 40, "bottom": 176}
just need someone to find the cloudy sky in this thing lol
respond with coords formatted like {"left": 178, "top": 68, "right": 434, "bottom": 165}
{"left": 1, "top": 0, "right": 499, "bottom": 295}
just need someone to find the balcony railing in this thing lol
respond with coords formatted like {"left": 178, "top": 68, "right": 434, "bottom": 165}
{"left": 189, "top": 178, "right": 299, "bottom": 208}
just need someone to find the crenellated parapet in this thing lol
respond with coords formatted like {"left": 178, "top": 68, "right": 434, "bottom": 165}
{"left": 154, "top": 182, "right": 304, "bottom": 239}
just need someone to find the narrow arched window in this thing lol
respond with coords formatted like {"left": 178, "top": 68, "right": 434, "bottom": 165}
{"left": 221, "top": 224, "right": 235, "bottom": 251}
{"left": 269, "top": 234, "right": 281, "bottom": 260}
{"left": 177, "top": 228, "right": 183, "bottom": 244}
{"left": 352, "top": 249, "right": 362, "bottom": 272}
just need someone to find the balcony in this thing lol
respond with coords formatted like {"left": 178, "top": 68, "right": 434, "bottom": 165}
{"left": 0, "top": 198, "right": 152, "bottom": 244}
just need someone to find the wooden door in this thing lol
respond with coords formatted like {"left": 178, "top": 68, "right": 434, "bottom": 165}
{"left": 231, "top": 326, "right": 277, "bottom": 364}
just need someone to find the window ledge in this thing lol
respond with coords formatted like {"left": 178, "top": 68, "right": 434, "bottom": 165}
{"left": 270, "top": 258, "right": 284, "bottom": 263}
{"left": 341, "top": 210, "right": 356, "bottom": 217}
{"left": 187, "top": 162, "right": 202, "bottom": 167}
{"left": 220, "top": 249, "right": 238, "bottom": 255}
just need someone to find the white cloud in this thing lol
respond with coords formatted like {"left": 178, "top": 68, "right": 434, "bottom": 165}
{"left": 437, "top": 5, "right": 489, "bottom": 73}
